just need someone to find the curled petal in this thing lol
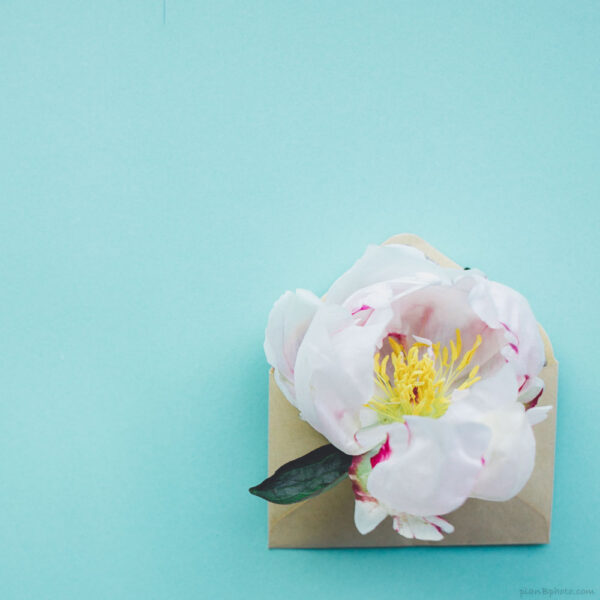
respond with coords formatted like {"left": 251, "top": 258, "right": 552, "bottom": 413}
{"left": 264, "top": 289, "right": 321, "bottom": 404}
{"left": 469, "top": 279, "right": 545, "bottom": 390}
{"left": 526, "top": 405, "right": 552, "bottom": 426}
{"left": 447, "top": 364, "right": 519, "bottom": 415}
{"left": 384, "top": 280, "right": 507, "bottom": 380}
{"left": 470, "top": 403, "right": 537, "bottom": 502}
{"left": 294, "top": 302, "right": 394, "bottom": 454}
{"left": 354, "top": 499, "right": 388, "bottom": 535}
{"left": 326, "top": 244, "right": 451, "bottom": 306}
{"left": 393, "top": 513, "right": 454, "bottom": 541}
{"left": 367, "top": 418, "right": 490, "bottom": 516}
{"left": 354, "top": 423, "right": 398, "bottom": 451}
{"left": 446, "top": 367, "right": 541, "bottom": 502}
{"left": 519, "top": 377, "right": 544, "bottom": 409}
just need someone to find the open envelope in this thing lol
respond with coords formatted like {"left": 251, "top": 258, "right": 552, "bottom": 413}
{"left": 267, "top": 234, "right": 558, "bottom": 548}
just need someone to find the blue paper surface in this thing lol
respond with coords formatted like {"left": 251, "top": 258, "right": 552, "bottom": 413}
{"left": 0, "top": 2, "right": 598, "bottom": 598}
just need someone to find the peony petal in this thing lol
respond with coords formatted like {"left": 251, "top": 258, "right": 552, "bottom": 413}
{"left": 392, "top": 513, "right": 415, "bottom": 539}
{"left": 427, "top": 515, "right": 455, "bottom": 534}
{"left": 383, "top": 279, "right": 508, "bottom": 382}
{"left": 325, "top": 244, "right": 452, "bottom": 305}
{"left": 526, "top": 405, "right": 551, "bottom": 426}
{"left": 392, "top": 514, "right": 454, "bottom": 541}
{"left": 354, "top": 423, "right": 401, "bottom": 451}
{"left": 354, "top": 499, "right": 388, "bottom": 534}
{"left": 468, "top": 278, "right": 545, "bottom": 389}
{"left": 404, "top": 516, "right": 443, "bottom": 541}
{"left": 519, "top": 376, "right": 544, "bottom": 409}
{"left": 469, "top": 402, "right": 536, "bottom": 502}
{"left": 445, "top": 366, "right": 540, "bottom": 502}
{"left": 367, "top": 418, "right": 490, "bottom": 516}
{"left": 447, "top": 364, "right": 519, "bottom": 417}
{"left": 294, "top": 301, "right": 394, "bottom": 454}
{"left": 264, "top": 289, "right": 321, "bottom": 404}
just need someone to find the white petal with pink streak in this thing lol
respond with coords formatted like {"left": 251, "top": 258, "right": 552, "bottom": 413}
{"left": 393, "top": 513, "right": 455, "bottom": 541}
{"left": 366, "top": 417, "right": 490, "bottom": 516}
{"left": 293, "top": 299, "right": 394, "bottom": 455}
{"left": 468, "top": 278, "right": 545, "bottom": 393}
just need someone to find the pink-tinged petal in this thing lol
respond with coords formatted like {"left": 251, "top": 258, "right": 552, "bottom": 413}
{"left": 427, "top": 515, "right": 455, "bottom": 534}
{"left": 351, "top": 304, "right": 373, "bottom": 315}
{"left": 354, "top": 423, "right": 400, "bottom": 452}
{"left": 264, "top": 289, "right": 321, "bottom": 405}
{"left": 383, "top": 280, "right": 507, "bottom": 381}
{"left": 522, "top": 390, "right": 543, "bottom": 410}
{"left": 392, "top": 514, "right": 415, "bottom": 539}
{"left": 468, "top": 278, "right": 545, "bottom": 388}
{"left": 354, "top": 499, "right": 388, "bottom": 535}
{"left": 370, "top": 434, "right": 391, "bottom": 468}
{"left": 392, "top": 514, "right": 455, "bottom": 541}
{"left": 294, "top": 300, "right": 394, "bottom": 455}
{"left": 406, "top": 518, "right": 443, "bottom": 541}
{"left": 367, "top": 417, "right": 490, "bottom": 516}
{"left": 349, "top": 453, "right": 378, "bottom": 503}
{"left": 519, "top": 377, "right": 544, "bottom": 410}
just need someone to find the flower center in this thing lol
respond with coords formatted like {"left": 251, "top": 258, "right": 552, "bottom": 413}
{"left": 366, "top": 329, "right": 482, "bottom": 424}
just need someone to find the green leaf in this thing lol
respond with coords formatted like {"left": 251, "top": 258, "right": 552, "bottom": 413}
{"left": 249, "top": 444, "right": 353, "bottom": 504}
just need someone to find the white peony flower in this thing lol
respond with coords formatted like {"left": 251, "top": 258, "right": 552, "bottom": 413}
{"left": 264, "top": 244, "right": 550, "bottom": 540}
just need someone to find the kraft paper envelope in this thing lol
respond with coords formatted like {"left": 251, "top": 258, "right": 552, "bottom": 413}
{"left": 267, "top": 234, "right": 557, "bottom": 548}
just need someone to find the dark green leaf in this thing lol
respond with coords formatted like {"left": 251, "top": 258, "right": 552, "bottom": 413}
{"left": 249, "top": 444, "right": 352, "bottom": 504}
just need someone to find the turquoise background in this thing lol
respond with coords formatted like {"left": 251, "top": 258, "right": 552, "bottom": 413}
{"left": 1, "top": 2, "right": 598, "bottom": 598}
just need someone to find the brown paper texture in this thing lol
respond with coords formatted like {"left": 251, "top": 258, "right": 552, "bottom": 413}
{"left": 267, "top": 234, "right": 557, "bottom": 548}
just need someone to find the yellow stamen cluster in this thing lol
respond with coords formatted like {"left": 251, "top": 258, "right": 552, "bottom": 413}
{"left": 366, "top": 330, "right": 482, "bottom": 424}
